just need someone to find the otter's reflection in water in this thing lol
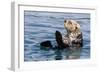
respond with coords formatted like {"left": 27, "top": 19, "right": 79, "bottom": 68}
{"left": 66, "top": 46, "right": 81, "bottom": 59}
{"left": 54, "top": 49, "right": 62, "bottom": 60}
{"left": 54, "top": 46, "right": 81, "bottom": 60}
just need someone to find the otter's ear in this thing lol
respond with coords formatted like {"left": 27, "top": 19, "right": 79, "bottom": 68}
{"left": 64, "top": 20, "right": 66, "bottom": 23}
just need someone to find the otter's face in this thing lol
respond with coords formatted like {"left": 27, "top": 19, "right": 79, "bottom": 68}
{"left": 64, "top": 20, "right": 80, "bottom": 32}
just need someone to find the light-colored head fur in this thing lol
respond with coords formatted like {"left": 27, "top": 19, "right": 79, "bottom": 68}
{"left": 64, "top": 20, "right": 80, "bottom": 34}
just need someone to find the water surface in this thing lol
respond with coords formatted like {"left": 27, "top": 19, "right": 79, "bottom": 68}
{"left": 24, "top": 11, "right": 90, "bottom": 61}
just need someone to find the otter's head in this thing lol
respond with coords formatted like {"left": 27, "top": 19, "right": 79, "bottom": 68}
{"left": 64, "top": 20, "right": 80, "bottom": 33}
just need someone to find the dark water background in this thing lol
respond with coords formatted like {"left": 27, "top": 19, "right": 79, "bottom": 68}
{"left": 24, "top": 11, "right": 90, "bottom": 61}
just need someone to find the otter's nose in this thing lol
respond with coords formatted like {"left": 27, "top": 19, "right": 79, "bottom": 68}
{"left": 64, "top": 20, "right": 67, "bottom": 23}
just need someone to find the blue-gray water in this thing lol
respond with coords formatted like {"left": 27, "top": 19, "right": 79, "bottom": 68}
{"left": 24, "top": 11, "right": 90, "bottom": 61}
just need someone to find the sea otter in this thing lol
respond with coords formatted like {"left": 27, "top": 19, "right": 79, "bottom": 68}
{"left": 40, "top": 20, "right": 83, "bottom": 50}
{"left": 55, "top": 20, "right": 83, "bottom": 49}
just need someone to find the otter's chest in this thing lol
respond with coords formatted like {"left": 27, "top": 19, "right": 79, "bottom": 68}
{"left": 69, "top": 33, "right": 78, "bottom": 42}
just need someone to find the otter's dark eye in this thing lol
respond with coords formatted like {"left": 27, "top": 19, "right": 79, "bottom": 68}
{"left": 76, "top": 27, "right": 77, "bottom": 29}
{"left": 64, "top": 20, "right": 66, "bottom": 23}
